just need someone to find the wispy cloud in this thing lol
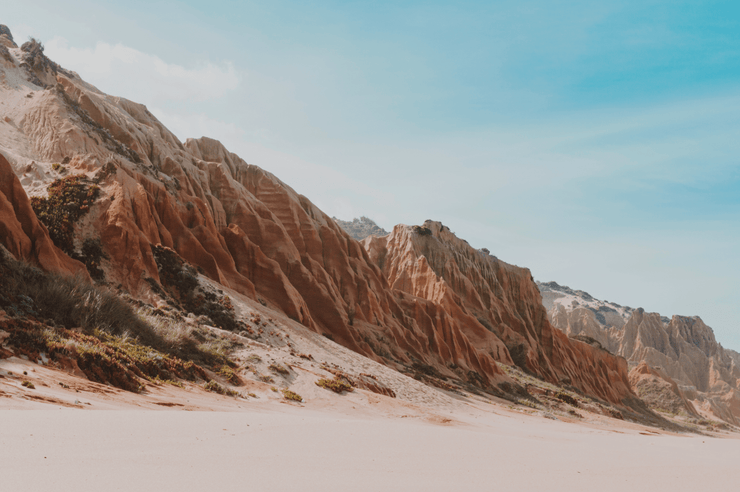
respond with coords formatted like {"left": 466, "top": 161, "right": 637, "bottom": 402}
{"left": 45, "top": 37, "right": 239, "bottom": 105}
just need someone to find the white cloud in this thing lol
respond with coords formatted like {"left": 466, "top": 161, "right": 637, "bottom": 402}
{"left": 45, "top": 37, "right": 239, "bottom": 105}
{"left": 149, "top": 108, "right": 247, "bottom": 144}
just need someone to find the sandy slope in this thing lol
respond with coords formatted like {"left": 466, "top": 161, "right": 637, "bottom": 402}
{"left": 2, "top": 345, "right": 739, "bottom": 492}
{"left": 1, "top": 402, "right": 738, "bottom": 492}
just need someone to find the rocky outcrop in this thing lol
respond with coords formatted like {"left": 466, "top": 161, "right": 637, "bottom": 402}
{"left": 0, "top": 25, "right": 14, "bottom": 44}
{"left": 0, "top": 151, "right": 87, "bottom": 276}
{"left": 542, "top": 281, "right": 740, "bottom": 424}
{"left": 364, "top": 221, "right": 635, "bottom": 406}
{"left": 334, "top": 216, "right": 389, "bottom": 240}
{"left": 629, "top": 362, "right": 699, "bottom": 417}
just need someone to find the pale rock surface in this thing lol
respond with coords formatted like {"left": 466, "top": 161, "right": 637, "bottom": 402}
{"left": 333, "top": 216, "right": 389, "bottom": 240}
{"left": 541, "top": 281, "right": 740, "bottom": 424}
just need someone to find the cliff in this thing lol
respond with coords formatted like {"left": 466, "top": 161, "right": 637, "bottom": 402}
{"left": 541, "top": 281, "right": 740, "bottom": 424}
{"left": 0, "top": 152, "right": 87, "bottom": 277}
{"left": 364, "top": 221, "right": 635, "bottom": 406}
{"left": 0, "top": 24, "right": 639, "bottom": 408}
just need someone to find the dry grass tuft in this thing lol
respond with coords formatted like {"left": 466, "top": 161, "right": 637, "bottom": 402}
{"left": 282, "top": 389, "right": 303, "bottom": 402}
{"left": 316, "top": 376, "right": 354, "bottom": 394}
{"left": 268, "top": 363, "right": 290, "bottom": 375}
{"left": 203, "top": 380, "right": 239, "bottom": 397}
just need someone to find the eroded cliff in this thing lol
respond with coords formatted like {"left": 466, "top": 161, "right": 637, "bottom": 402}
{"left": 542, "top": 281, "right": 740, "bottom": 424}
{"left": 0, "top": 24, "right": 641, "bottom": 408}
{"left": 364, "top": 221, "right": 635, "bottom": 406}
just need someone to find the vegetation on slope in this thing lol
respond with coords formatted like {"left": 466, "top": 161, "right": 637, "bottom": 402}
{"left": 0, "top": 247, "right": 238, "bottom": 392}
{"left": 30, "top": 175, "right": 100, "bottom": 255}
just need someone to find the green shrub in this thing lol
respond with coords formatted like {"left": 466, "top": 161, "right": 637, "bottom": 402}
{"left": 21, "top": 381, "right": 35, "bottom": 389}
{"left": 203, "top": 380, "right": 239, "bottom": 397}
{"left": 316, "top": 377, "right": 354, "bottom": 394}
{"left": 218, "top": 365, "right": 241, "bottom": 385}
{"left": 0, "top": 249, "right": 233, "bottom": 389}
{"left": 282, "top": 389, "right": 303, "bottom": 402}
{"left": 30, "top": 175, "right": 100, "bottom": 253}
{"left": 150, "top": 245, "right": 246, "bottom": 333}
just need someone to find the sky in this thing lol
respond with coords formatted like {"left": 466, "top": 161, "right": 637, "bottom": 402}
{"left": 4, "top": 1, "right": 740, "bottom": 349}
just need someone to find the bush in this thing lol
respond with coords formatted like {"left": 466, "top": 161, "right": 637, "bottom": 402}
{"left": 282, "top": 389, "right": 303, "bottom": 402}
{"left": 412, "top": 225, "right": 433, "bottom": 236}
{"left": 30, "top": 175, "right": 100, "bottom": 253}
{"left": 218, "top": 365, "right": 241, "bottom": 385}
{"left": 2, "top": 317, "right": 206, "bottom": 393}
{"left": 556, "top": 391, "right": 579, "bottom": 407}
{"left": 203, "top": 380, "right": 239, "bottom": 397}
{"left": 258, "top": 374, "right": 274, "bottom": 383}
{"left": 0, "top": 248, "right": 233, "bottom": 385}
{"left": 316, "top": 377, "right": 354, "bottom": 394}
{"left": 150, "top": 245, "right": 246, "bottom": 332}
{"left": 78, "top": 238, "right": 108, "bottom": 282}
{"left": 21, "top": 381, "right": 35, "bottom": 389}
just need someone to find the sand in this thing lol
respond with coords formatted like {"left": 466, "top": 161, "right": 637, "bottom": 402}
{"left": 2, "top": 391, "right": 739, "bottom": 491}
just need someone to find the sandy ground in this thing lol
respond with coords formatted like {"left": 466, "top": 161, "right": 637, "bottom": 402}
{"left": 1, "top": 402, "right": 738, "bottom": 492}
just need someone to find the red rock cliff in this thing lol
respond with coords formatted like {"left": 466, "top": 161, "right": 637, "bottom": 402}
{"left": 0, "top": 35, "right": 639, "bottom": 405}
{"left": 363, "top": 221, "right": 635, "bottom": 405}
{"left": 0, "top": 151, "right": 87, "bottom": 276}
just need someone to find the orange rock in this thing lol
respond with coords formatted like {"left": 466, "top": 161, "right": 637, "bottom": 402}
{"left": 629, "top": 361, "right": 700, "bottom": 418}
{"left": 364, "top": 221, "right": 635, "bottom": 405}
{"left": 0, "top": 151, "right": 88, "bottom": 277}
{"left": 2, "top": 51, "right": 640, "bottom": 404}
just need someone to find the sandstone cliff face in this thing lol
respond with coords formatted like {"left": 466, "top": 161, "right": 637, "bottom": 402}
{"left": 629, "top": 362, "right": 699, "bottom": 418}
{"left": 542, "top": 282, "right": 740, "bottom": 424}
{"left": 364, "top": 221, "right": 635, "bottom": 406}
{"left": 0, "top": 25, "right": 639, "bottom": 406}
{"left": 0, "top": 151, "right": 87, "bottom": 276}
{"left": 0, "top": 33, "right": 509, "bottom": 391}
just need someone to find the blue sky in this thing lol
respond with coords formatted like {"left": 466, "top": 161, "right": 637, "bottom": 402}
{"left": 5, "top": 1, "right": 740, "bottom": 349}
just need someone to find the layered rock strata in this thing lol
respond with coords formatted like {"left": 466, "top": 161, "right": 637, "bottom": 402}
{"left": 363, "top": 222, "right": 635, "bottom": 406}
{"left": 0, "top": 152, "right": 87, "bottom": 276}
{"left": 541, "top": 281, "right": 740, "bottom": 424}
{"left": 0, "top": 24, "right": 637, "bottom": 407}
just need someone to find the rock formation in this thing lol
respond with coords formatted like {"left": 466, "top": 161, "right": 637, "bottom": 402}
{"left": 0, "top": 24, "right": 639, "bottom": 408}
{"left": 0, "top": 152, "right": 87, "bottom": 277}
{"left": 629, "top": 362, "right": 699, "bottom": 418}
{"left": 333, "top": 216, "right": 389, "bottom": 240}
{"left": 540, "top": 281, "right": 740, "bottom": 424}
{"left": 363, "top": 222, "right": 635, "bottom": 406}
